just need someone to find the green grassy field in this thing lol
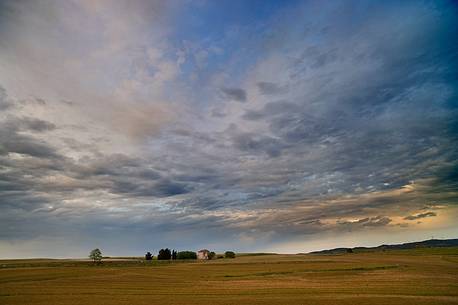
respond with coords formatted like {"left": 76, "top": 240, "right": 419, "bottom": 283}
{"left": 1, "top": 248, "right": 458, "bottom": 305}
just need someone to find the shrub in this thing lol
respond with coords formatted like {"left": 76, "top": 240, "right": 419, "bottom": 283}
{"left": 145, "top": 252, "right": 153, "bottom": 260}
{"left": 208, "top": 251, "right": 216, "bottom": 260}
{"left": 225, "top": 251, "right": 236, "bottom": 258}
{"left": 177, "top": 251, "right": 197, "bottom": 259}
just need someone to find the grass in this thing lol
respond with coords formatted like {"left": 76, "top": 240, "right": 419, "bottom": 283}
{"left": 1, "top": 247, "right": 458, "bottom": 305}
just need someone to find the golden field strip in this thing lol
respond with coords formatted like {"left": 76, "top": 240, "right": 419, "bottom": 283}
{"left": 1, "top": 248, "right": 458, "bottom": 305}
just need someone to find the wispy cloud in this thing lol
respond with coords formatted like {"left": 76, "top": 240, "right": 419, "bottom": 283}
{"left": 404, "top": 212, "right": 437, "bottom": 221}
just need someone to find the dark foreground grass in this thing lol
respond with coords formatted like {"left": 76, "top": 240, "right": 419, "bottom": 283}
{"left": 1, "top": 248, "right": 458, "bottom": 305}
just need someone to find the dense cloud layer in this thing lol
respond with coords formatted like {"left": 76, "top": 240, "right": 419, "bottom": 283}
{"left": 0, "top": 0, "right": 457, "bottom": 257}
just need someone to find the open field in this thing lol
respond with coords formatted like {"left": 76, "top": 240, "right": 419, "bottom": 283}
{"left": 1, "top": 248, "right": 458, "bottom": 305}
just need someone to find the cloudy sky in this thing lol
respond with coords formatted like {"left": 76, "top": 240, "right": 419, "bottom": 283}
{"left": 0, "top": 0, "right": 457, "bottom": 258}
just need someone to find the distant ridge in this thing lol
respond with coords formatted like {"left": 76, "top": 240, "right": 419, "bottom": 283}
{"left": 309, "top": 238, "right": 458, "bottom": 254}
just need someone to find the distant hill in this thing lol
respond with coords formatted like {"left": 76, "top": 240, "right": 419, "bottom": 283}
{"left": 309, "top": 238, "right": 458, "bottom": 254}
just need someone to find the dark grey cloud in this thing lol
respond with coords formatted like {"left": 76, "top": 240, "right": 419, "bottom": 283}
{"left": 111, "top": 178, "right": 190, "bottom": 198}
{"left": 257, "top": 82, "right": 287, "bottom": 95}
{"left": 16, "top": 117, "right": 56, "bottom": 132}
{"left": 221, "top": 87, "right": 247, "bottom": 102}
{"left": 294, "top": 46, "right": 338, "bottom": 70}
{"left": 242, "top": 100, "right": 301, "bottom": 121}
{"left": 404, "top": 212, "right": 437, "bottom": 221}
{"left": 211, "top": 107, "right": 226, "bottom": 118}
{"left": 34, "top": 98, "right": 46, "bottom": 105}
{"left": 0, "top": 131, "right": 60, "bottom": 158}
{"left": 232, "top": 132, "right": 283, "bottom": 157}
{"left": 60, "top": 99, "right": 74, "bottom": 106}
{"left": 0, "top": 115, "right": 58, "bottom": 158}
{"left": 0, "top": 85, "right": 13, "bottom": 110}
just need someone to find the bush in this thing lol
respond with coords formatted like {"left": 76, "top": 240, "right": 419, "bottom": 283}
{"left": 217, "top": 254, "right": 224, "bottom": 259}
{"left": 224, "top": 251, "right": 236, "bottom": 258}
{"left": 208, "top": 251, "right": 216, "bottom": 260}
{"left": 177, "top": 251, "right": 197, "bottom": 259}
{"left": 157, "top": 248, "right": 172, "bottom": 260}
{"left": 145, "top": 252, "right": 153, "bottom": 260}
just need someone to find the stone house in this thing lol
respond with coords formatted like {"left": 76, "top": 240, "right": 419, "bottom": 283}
{"left": 197, "top": 249, "right": 210, "bottom": 260}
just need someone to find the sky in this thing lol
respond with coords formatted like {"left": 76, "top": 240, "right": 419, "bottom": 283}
{"left": 0, "top": 0, "right": 457, "bottom": 258}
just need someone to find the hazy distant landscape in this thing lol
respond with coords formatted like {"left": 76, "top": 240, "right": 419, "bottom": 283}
{"left": 1, "top": 243, "right": 458, "bottom": 305}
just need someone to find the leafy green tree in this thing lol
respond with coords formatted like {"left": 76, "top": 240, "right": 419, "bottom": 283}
{"left": 172, "top": 250, "right": 177, "bottom": 260}
{"left": 89, "top": 248, "right": 102, "bottom": 264}
{"left": 224, "top": 251, "right": 236, "bottom": 258}
{"left": 157, "top": 248, "right": 172, "bottom": 260}
{"left": 145, "top": 251, "right": 153, "bottom": 260}
{"left": 208, "top": 251, "right": 216, "bottom": 260}
{"left": 177, "top": 251, "right": 197, "bottom": 259}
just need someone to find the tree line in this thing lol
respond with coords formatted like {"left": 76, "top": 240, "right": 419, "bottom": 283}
{"left": 148, "top": 248, "right": 235, "bottom": 260}
{"left": 88, "top": 248, "right": 236, "bottom": 263}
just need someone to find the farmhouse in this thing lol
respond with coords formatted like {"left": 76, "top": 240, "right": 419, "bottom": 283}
{"left": 197, "top": 249, "right": 210, "bottom": 260}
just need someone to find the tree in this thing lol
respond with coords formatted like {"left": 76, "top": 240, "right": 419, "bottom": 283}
{"left": 177, "top": 251, "right": 197, "bottom": 259}
{"left": 224, "top": 251, "right": 235, "bottom": 258}
{"left": 208, "top": 251, "right": 216, "bottom": 260}
{"left": 346, "top": 248, "right": 353, "bottom": 253}
{"left": 157, "top": 248, "right": 172, "bottom": 260}
{"left": 172, "top": 250, "right": 177, "bottom": 260}
{"left": 145, "top": 251, "right": 153, "bottom": 260}
{"left": 89, "top": 248, "right": 102, "bottom": 264}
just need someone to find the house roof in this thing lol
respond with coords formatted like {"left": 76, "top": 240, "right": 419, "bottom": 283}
{"left": 198, "top": 249, "right": 209, "bottom": 253}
